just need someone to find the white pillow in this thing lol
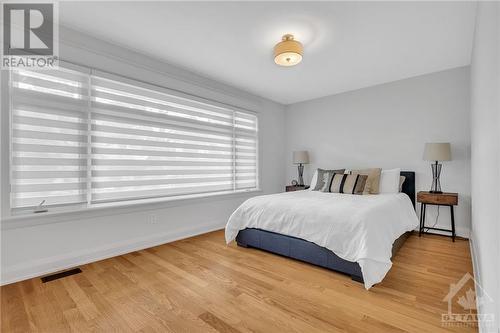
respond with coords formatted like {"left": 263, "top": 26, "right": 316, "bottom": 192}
{"left": 309, "top": 170, "right": 318, "bottom": 189}
{"left": 379, "top": 168, "right": 401, "bottom": 193}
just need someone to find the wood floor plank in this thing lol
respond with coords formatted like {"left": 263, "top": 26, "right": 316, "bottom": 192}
{"left": 1, "top": 231, "right": 478, "bottom": 333}
{"left": 199, "top": 311, "right": 242, "bottom": 333}
{"left": 1, "top": 284, "right": 31, "bottom": 333}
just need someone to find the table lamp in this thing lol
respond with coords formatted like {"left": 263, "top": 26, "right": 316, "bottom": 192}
{"left": 293, "top": 151, "right": 309, "bottom": 186}
{"left": 423, "top": 143, "right": 451, "bottom": 193}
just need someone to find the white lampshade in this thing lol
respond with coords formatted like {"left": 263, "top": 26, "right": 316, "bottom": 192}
{"left": 293, "top": 151, "right": 309, "bottom": 164}
{"left": 423, "top": 143, "right": 452, "bottom": 161}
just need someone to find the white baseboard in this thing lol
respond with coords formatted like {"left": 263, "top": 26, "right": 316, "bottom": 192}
{"left": 1, "top": 220, "right": 225, "bottom": 286}
{"left": 469, "top": 231, "right": 481, "bottom": 288}
{"left": 469, "top": 231, "right": 488, "bottom": 333}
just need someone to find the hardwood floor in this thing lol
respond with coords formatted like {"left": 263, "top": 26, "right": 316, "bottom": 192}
{"left": 1, "top": 230, "right": 477, "bottom": 333}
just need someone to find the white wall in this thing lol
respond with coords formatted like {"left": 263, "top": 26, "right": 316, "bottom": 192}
{"left": 470, "top": 2, "right": 499, "bottom": 332}
{"left": 285, "top": 67, "right": 471, "bottom": 237}
{"left": 0, "top": 26, "right": 286, "bottom": 284}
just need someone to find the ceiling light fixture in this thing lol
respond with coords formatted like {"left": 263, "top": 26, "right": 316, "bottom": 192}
{"left": 274, "top": 34, "right": 303, "bottom": 67}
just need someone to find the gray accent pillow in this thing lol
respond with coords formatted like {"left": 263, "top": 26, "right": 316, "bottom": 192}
{"left": 312, "top": 168, "right": 346, "bottom": 191}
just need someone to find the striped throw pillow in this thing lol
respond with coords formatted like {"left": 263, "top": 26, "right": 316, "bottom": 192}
{"left": 328, "top": 173, "right": 368, "bottom": 195}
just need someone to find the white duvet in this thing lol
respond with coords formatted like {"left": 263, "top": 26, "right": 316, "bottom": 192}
{"left": 225, "top": 191, "right": 419, "bottom": 289}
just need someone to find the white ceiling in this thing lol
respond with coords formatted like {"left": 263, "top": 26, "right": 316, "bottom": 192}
{"left": 59, "top": 1, "right": 477, "bottom": 105}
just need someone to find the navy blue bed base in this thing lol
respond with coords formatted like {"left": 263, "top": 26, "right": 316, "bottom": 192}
{"left": 235, "top": 171, "right": 415, "bottom": 284}
{"left": 236, "top": 228, "right": 364, "bottom": 281}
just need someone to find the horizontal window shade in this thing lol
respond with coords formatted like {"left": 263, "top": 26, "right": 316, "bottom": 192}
{"left": 10, "top": 68, "right": 89, "bottom": 208}
{"left": 235, "top": 112, "right": 258, "bottom": 190}
{"left": 9, "top": 66, "right": 259, "bottom": 210}
{"left": 90, "top": 75, "right": 239, "bottom": 203}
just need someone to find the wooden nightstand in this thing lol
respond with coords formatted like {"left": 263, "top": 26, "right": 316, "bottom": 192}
{"left": 286, "top": 185, "right": 310, "bottom": 192}
{"left": 417, "top": 191, "right": 458, "bottom": 241}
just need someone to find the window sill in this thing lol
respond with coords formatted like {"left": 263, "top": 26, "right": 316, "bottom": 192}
{"left": 1, "top": 189, "right": 262, "bottom": 230}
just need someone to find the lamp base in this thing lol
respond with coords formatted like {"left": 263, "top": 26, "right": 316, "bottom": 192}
{"left": 430, "top": 161, "right": 443, "bottom": 193}
{"left": 297, "top": 164, "right": 304, "bottom": 186}
{"left": 429, "top": 190, "right": 443, "bottom": 194}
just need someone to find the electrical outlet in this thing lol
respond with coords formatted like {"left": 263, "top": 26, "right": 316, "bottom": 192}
{"left": 149, "top": 214, "right": 157, "bottom": 224}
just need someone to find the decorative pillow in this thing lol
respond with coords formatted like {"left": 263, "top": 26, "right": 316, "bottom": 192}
{"left": 312, "top": 168, "right": 345, "bottom": 191}
{"left": 379, "top": 168, "right": 401, "bottom": 193}
{"left": 328, "top": 173, "right": 345, "bottom": 193}
{"left": 328, "top": 173, "right": 368, "bottom": 194}
{"left": 399, "top": 176, "right": 406, "bottom": 192}
{"left": 344, "top": 174, "right": 368, "bottom": 194}
{"left": 350, "top": 168, "right": 382, "bottom": 194}
{"left": 310, "top": 170, "right": 318, "bottom": 189}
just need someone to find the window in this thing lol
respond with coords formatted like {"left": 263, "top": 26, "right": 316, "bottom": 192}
{"left": 9, "top": 65, "right": 258, "bottom": 211}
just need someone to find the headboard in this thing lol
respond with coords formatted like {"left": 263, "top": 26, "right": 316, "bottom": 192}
{"left": 400, "top": 171, "right": 416, "bottom": 209}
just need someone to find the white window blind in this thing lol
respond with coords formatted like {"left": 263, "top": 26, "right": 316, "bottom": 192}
{"left": 9, "top": 66, "right": 259, "bottom": 210}
{"left": 10, "top": 68, "right": 90, "bottom": 208}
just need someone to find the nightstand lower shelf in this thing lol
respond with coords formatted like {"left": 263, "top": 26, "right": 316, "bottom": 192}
{"left": 418, "top": 203, "right": 456, "bottom": 241}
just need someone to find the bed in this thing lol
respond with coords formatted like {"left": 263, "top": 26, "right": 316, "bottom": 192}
{"left": 225, "top": 171, "right": 418, "bottom": 289}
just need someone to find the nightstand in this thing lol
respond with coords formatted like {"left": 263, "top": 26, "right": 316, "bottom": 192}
{"left": 417, "top": 191, "right": 458, "bottom": 241}
{"left": 286, "top": 185, "right": 310, "bottom": 192}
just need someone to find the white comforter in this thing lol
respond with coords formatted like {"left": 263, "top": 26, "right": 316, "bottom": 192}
{"left": 225, "top": 191, "right": 419, "bottom": 289}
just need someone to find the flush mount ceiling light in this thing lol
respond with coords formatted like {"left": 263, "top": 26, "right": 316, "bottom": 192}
{"left": 274, "top": 34, "right": 303, "bottom": 67}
